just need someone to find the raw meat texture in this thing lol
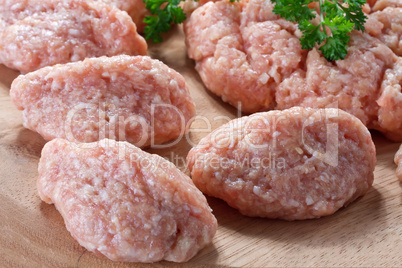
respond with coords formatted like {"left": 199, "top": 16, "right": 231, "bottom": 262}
{"left": 394, "top": 144, "right": 402, "bottom": 181}
{"left": 182, "top": 0, "right": 220, "bottom": 14}
{"left": 187, "top": 107, "right": 376, "bottom": 220}
{"left": 370, "top": 0, "right": 402, "bottom": 11}
{"left": 0, "top": 0, "right": 147, "bottom": 73}
{"left": 100, "top": 0, "right": 148, "bottom": 33}
{"left": 184, "top": 0, "right": 402, "bottom": 141}
{"left": 376, "top": 58, "right": 402, "bottom": 140}
{"left": 366, "top": 7, "right": 402, "bottom": 56}
{"left": 276, "top": 33, "right": 396, "bottom": 127}
{"left": 37, "top": 138, "right": 217, "bottom": 262}
{"left": 10, "top": 55, "right": 196, "bottom": 148}
{"left": 184, "top": 0, "right": 305, "bottom": 113}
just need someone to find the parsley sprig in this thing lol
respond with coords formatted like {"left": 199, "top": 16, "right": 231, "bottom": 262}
{"left": 272, "top": 0, "right": 367, "bottom": 61}
{"left": 143, "top": 0, "right": 187, "bottom": 43}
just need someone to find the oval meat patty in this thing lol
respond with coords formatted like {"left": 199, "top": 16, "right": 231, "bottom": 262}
{"left": 187, "top": 107, "right": 376, "bottom": 220}
{"left": 10, "top": 55, "right": 196, "bottom": 148}
{"left": 184, "top": 0, "right": 304, "bottom": 113}
{"left": 38, "top": 138, "right": 217, "bottom": 263}
{"left": 0, "top": 0, "right": 147, "bottom": 73}
{"left": 184, "top": 0, "right": 402, "bottom": 141}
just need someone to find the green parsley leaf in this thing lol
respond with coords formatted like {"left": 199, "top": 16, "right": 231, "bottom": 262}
{"left": 143, "top": 0, "right": 188, "bottom": 43}
{"left": 271, "top": 0, "right": 316, "bottom": 22}
{"left": 272, "top": 0, "right": 367, "bottom": 61}
{"left": 299, "top": 20, "right": 326, "bottom": 50}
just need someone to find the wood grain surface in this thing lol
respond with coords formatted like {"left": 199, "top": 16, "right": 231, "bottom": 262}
{"left": 0, "top": 26, "right": 401, "bottom": 267}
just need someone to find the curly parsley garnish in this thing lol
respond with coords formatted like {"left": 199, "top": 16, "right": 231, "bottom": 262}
{"left": 271, "top": 0, "right": 367, "bottom": 61}
{"left": 143, "top": 0, "right": 187, "bottom": 43}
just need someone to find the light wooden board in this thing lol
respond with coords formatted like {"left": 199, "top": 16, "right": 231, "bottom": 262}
{"left": 1, "top": 26, "right": 402, "bottom": 267}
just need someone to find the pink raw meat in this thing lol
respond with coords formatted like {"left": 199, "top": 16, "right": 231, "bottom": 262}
{"left": 184, "top": 0, "right": 304, "bottom": 113}
{"left": 100, "top": 0, "right": 148, "bottom": 33}
{"left": 184, "top": 0, "right": 402, "bottom": 141}
{"left": 182, "top": 0, "right": 220, "bottom": 13}
{"left": 376, "top": 58, "right": 402, "bottom": 140}
{"left": 10, "top": 55, "right": 196, "bottom": 148}
{"left": 370, "top": 0, "right": 402, "bottom": 11}
{"left": 187, "top": 107, "right": 376, "bottom": 220}
{"left": 0, "top": 0, "right": 147, "bottom": 73}
{"left": 275, "top": 33, "right": 396, "bottom": 128}
{"left": 366, "top": 7, "right": 402, "bottom": 56}
{"left": 37, "top": 138, "right": 217, "bottom": 263}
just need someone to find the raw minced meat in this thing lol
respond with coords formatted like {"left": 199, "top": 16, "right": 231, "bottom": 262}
{"left": 10, "top": 55, "right": 196, "bottom": 148}
{"left": 366, "top": 7, "right": 402, "bottom": 56}
{"left": 0, "top": 0, "right": 147, "bottom": 73}
{"left": 376, "top": 58, "right": 402, "bottom": 140}
{"left": 184, "top": 0, "right": 304, "bottom": 113}
{"left": 184, "top": 0, "right": 402, "bottom": 141}
{"left": 187, "top": 107, "right": 376, "bottom": 220}
{"left": 100, "top": 0, "right": 148, "bottom": 33}
{"left": 37, "top": 138, "right": 217, "bottom": 262}
{"left": 369, "top": 0, "right": 402, "bottom": 11}
{"left": 275, "top": 33, "right": 396, "bottom": 127}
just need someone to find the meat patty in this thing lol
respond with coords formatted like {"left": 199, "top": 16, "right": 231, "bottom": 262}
{"left": 394, "top": 144, "right": 402, "bottom": 181}
{"left": 0, "top": 0, "right": 147, "bottom": 73}
{"left": 10, "top": 55, "right": 195, "bottom": 148}
{"left": 184, "top": 0, "right": 304, "bottom": 113}
{"left": 184, "top": 0, "right": 402, "bottom": 141}
{"left": 100, "top": 0, "right": 148, "bottom": 33}
{"left": 38, "top": 138, "right": 217, "bottom": 262}
{"left": 187, "top": 107, "right": 376, "bottom": 220}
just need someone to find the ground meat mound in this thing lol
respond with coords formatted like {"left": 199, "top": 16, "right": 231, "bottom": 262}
{"left": 38, "top": 138, "right": 217, "bottom": 262}
{"left": 0, "top": 0, "right": 147, "bottom": 73}
{"left": 184, "top": 0, "right": 402, "bottom": 141}
{"left": 184, "top": 0, "right": 304, "bottom": 113}
{"left": 187, "top": 107, "right": 376, "bottom": 220}
{"left": 10, "top": 55, "right": 195, "bottom": 148}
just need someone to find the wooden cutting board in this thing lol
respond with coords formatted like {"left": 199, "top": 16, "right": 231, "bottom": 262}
{"left": 1, "top": 26, "right": 401, "bottom": 267}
